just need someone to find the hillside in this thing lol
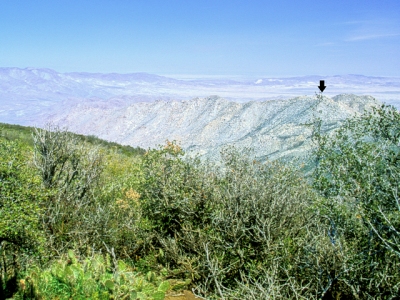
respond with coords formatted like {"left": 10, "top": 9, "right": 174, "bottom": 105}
{"left": 0, "top": 122, "right": 145, "bottom": 157}
{"left": 41, "top": 93, "right": 379, "bottom": 162}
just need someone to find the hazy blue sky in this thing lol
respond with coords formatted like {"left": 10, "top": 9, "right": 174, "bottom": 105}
{"left": 0, "top": 0, "right": 399, "bottom": 77}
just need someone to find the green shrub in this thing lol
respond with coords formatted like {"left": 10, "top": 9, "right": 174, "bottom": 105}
{"left": 32, "top": 125, "right": 106, "bottom": 254}
{"left": 138, "top": 143, "right": 336, "bottom": 298}
{"left": 312, "top": 104, "right": 400, "bottom": 298}
{"left": 89, "top": 146, "right": 155, "bottom": 260}
{"left": 0, "top": 138, "right": 44, "bottom": 249}
{"left": 0, "top": 138, "right": 46, "bottom": 296}
{"left": 196, "top": 147, "right": 325, "bottom": 298}
{"left": 139, "top": 141, "right": 214, "bottom": 238}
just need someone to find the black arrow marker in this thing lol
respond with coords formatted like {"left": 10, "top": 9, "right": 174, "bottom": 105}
{"left": 318, "top": 80, "right": 326, "bottom": 92}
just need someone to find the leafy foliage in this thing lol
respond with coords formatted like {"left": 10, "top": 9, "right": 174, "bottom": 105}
{"left": 0, "top": 137, "right": 46, "bottom": 297}
{"left": 138, "top": 144, "right": 336, "bottom": 298}
{"left": 0, "top": 138, "right": 45, "bottom": 249}
{"left": 139, "top": 141, "right": 213, "bottom": 238}
{"left": 313, "top": 104, "right": 400, "bottom": 298}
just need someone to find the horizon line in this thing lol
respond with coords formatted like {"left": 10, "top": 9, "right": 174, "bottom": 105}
{"left": 1, "top": 66, "right": 399, "bottom": 80}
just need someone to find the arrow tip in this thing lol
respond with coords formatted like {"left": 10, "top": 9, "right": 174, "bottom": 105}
{"left": 318, "top": 80, "right": 326, "bottom": 92}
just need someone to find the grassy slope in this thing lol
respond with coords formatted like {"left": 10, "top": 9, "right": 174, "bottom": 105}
{"left": 0, "top": 122, "right": 146, "bottom": 156}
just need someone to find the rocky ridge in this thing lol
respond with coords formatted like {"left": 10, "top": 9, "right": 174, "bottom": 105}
{"left": 42, "top": 94, "right": 379, "bottom": 162}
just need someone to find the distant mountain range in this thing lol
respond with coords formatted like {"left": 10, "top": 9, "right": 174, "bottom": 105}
{"left": 0, "top": 67, "right": 399, "bottom": 106}
{"left": 0, "top": 67, "right": 397, "bottom": 161}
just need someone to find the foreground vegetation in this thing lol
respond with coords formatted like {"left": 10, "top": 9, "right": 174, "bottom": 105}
{"left": 0, "top": 102, "right": 399, "bottom": 299}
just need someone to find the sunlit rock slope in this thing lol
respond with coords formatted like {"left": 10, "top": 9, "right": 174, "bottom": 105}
{"left": 42, "top": 94, "right": 379, "bottom": 161}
